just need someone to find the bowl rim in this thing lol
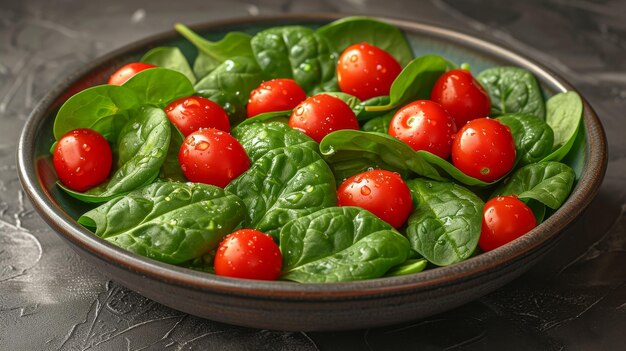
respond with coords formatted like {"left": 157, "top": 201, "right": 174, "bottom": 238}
{"left": 17, "top": 13, "right": 607, "bottom": 301}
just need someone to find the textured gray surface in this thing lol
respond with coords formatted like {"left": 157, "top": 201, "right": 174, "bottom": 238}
{"left": 1, "top": 0, "right": 625, "bottom": 349}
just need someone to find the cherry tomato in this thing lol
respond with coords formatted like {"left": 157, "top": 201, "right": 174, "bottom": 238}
{"left": 107, "top": 62, "right": 156, "bottom": 85}
{"left": 337, "top": 169, "right": 413, "bottom": 228}
{"left": 247, "top": 79, "right": 307, "bottom": 118}
{"left": 388, "top": 100, "right": 457, "bottom": 159}
{"left": 165, "top": 96, "right": 230, "bottom": 136}
{"left": 479, "top": 196, "right": 537, "bottom": 251}
{"left": 430, "top": 69, "right": 491, "bottom": 127}
{"left": 214, "top": 229, "right": 282, "bottom": 280}
{"left": 451, "top": 118, "right": 515, "bottom": 182}
{"left": 178, "top": 128, "right": 250, "bottom": 187}
{"left": 288, "top": 94, "right": 359, "bottom": 143}
{"left": 53, "top": 129, "right": 112, "bottom": 192}
{"left": 337, "top": 42, "right": 402, "bottom": 100}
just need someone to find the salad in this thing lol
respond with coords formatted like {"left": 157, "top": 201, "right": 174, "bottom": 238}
{"left": 50, "top": 17, "right": 581, "bottom": 283}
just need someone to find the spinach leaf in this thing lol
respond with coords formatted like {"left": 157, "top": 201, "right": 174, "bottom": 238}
{"left": 317, "top": 16, "right": 414, "bottom": 66}
{"left": 477, "top": 66, "right": 546, "bottom": 118}
{"left": 361, "top": 113, "right": 393, "bottom": 133}
{"left": 60, "top": 107, "right": 171, "bottom": 203}
{"left": 364, "top": 55, "right": 448, "bottom": 112}
{"left": 250, "top": 26, "right": 336, "bottom": 93}
{"left": 193, "top": 53, "right": 219, "bottom": 81}
{"left": 194, "top": 56, "right": 264, "bottom": 106}
{"left": 319, "top": 130, "right": 495, "bottom": 187}
{"left": 280, "top": 206, "right": 411, "bottom": 283}
{"left": 542, "top": 91, "right": 583, "bottom": 162}
{"left": 321, "top": 92, "right": 361, "bottom": 110}
{"left": 236, "top": 110, "right": 291, "bottom": 127}
{"left": 196, "top": 89, "right": 247, "bottom": 126}
{"left": 526, "top": 199, "right": 546, "bottom": 224}
{"left": 405, "top": 179, "right": 483, "bottom": 266}
{"left": 357, "top": 96, "right": 392, "bottom": 121}
{"left": 53, "top": 85, "right": 139, "bottom": 141}
{"left": 231, "top": 121, "right": 317, "bottom": 163}
{"left": 141, "top": 46, "right": 197, "bottom": 84}
{"left": 175, "top": 23, "right": 254, "bottom": 62}
{"left": 385, "top": 258, "right": 428, "bottom": 277}
{"left": 497, "top": 114, "right": 554, "bottom": 166}
{"left": 492, "top": 161, "right": 575, "bottom": 209}
{"left": 78, "top": 182, "right": 245, "bottom": 264}
{"left": 225, "top": 145, "right": 337, "bottom": 237}
{"left": 159, "top": 125, "right": 186, "bottom": 181}
{"left": 122, "top": 68, "right": 194, "bottom": 108}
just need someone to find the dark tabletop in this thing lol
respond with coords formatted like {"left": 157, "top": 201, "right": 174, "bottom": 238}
{"left": 1, "top": 0, "right": 625, "bottom": 349}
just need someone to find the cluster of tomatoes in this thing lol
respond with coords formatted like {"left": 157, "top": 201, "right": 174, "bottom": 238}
{"left": 53, "top": 42, "right": 537, "bottom": 281}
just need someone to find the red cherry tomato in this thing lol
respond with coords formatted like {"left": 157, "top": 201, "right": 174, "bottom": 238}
{"left": 53, "top": 129, "right": 112, "bottom": 192}
{"left": 165, "top": 96, "right": 230, "bottom": 136}
{"left": 451, "top": 118, "right": 516, "bottom": 182}
{"left": 479, "top": 195, "right": 537, "bottom": 251}
{"left": 388, "top": 100, "right": 457, "bottom": 159}
{"left": 337, "top": 42, "right": 402, "bottom": 100}
{"left": 178, "top": 128, "right": 250, "bottom": 187}
{"left": 247, "top": 79, "right": 307, "bottom": 118}
{"left": 107, "top": 62, "right": 156, "bottom": 85}
{"left": 214, "top": 229, "right": 282, "bottom": 280}
{"left": 430, "top": 69, "right": 491, "bottom": 127}
{"left": 337, "top": 169, "right": 413, "bottom": 228}
{"left": 288, "top": 94, "right": 359, "bottom": 143}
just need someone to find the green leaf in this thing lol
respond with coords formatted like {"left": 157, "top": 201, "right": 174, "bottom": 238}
{"left": 175, "top": 24, "right": 254, "bottom": 62}
{"left": 542, "top": 91, "right": 583, "bottom": 162}
{"left": 317, "top": 16, "right": 413, "bottom": 66}
{"left": 497, "top": 114, "right": 554, "bottom": 166}
{"left": 225, "top": 145, "right": 337, "bottom": 237}
{"left": 79, "top": 182, "right": 245, "bottom": 264}
{"left": 122, "top": 68, "right": 194, "bottom": 108}
{"left": 525, "top": 199, "right": 546, "bottom": 224}
{"left": 231, "top": 121, "right": 317, "bottom": 163}
{"left": 477, "top": 66, "right": 546, "bottom": 118}
{"left": 141, "top": 46, "right": 197, "bottom": 84}
{"left": 53, "top": 85, "right": 140, "bottom": 141}
{"left": 280, "top": 207, "right": 411, "bottom": 283}
{"left": 194, "top": 56, "right": 264, "bottom": 106}
{"left": 364, "top": 55, "right": 448, "bottom": 112}
{"left": 159, "top": 125, "right": 186, "bottom": 182}
{"left": 361, "top": 113, "right": 394, "bottom": 133}
{"left": 357, "top": 96, "right": 392, "bottom": 121}
{"left": 196, "top": 89, "right": 247, "bottom": 126}
{"left": 235, "top": 110, "right": 291, "bottom": 128}
{"left": 384, "top": 258, "right": 428, "bottom": 277}
{"left": 492, "top": 161, "right": 575, "bottom": 209}
{"left": 60, "top": 107, "right": 171, "bottom": 203}
{"left": 193, "top": 53, "right": 219, "bottom": 80}
{"left": 250, "top": 26, "right": 336, "bottom": 93}
{"left": 405, "top": 178, "right": 483, "bottom": 266}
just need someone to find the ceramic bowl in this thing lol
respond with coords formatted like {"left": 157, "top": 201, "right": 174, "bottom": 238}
{"left": 17, "top": 14, "right": 607, "bottom": 331}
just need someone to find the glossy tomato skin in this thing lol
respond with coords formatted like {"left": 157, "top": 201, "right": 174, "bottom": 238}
{"left": 451, "top": 118, "right": 516, "bottom": 182}
{"left": 247, "top": 79, "right": 307, "bottom": 118}
{"left": 337, "top": 42, "right": 402, "bottom": 100}
{"left": 107, "top": 62, "right": 156, "bottom": 85}
{"left": 289, "top": 94, "right": 359, "bottom": 143}
{"left": 337, "top": 169, "right": 413, "bottom": 228}
{"left": 430, "top": 69, "right": 491, "bottom": 127}
{"left": 389, "top": 100, "right": 457, "bottom": 159}
{"left": 165, "top": 96, "right": 230, "bottom": 136}
{"left": 178, "top": 128, "right": 250, "bottom": 188}
{"left": 479, "top": 196, "right": 537, "bottom": 252}
{"left": 214, "top": 229, "right": 282, "bottom": 280}
{"left": 53, "top": 129, "right": 112, "bottom": 192}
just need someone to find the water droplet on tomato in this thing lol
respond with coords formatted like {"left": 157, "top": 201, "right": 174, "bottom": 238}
{"left": 349, "top": 55, "right": 358, "bottom": 62}
{"left": 195, "top": 141, "right": 209, "bottom": 151}
{"left": 360, "top": 185, "right": 371, "bottom": 195}
{"left": 82, "top": 144, "right": 91, "bottom": 152}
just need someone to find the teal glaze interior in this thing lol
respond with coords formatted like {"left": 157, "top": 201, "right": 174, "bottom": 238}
{"left": 36, "top": 18, "right": 584, "bottom": 226}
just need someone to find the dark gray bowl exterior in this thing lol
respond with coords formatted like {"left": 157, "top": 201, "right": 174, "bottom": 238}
{"left": 17, "top": 14, "right": 607, "bottom": 331}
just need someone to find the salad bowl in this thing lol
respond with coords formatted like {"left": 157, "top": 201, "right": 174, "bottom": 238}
{"left": 16, "top": 14, "right": 607, "bottom": 331}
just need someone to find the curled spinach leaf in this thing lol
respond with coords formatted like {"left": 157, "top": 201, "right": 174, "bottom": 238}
{"left": 194, "top": 56, "right": 264, "bottom": 106}
{"left": 280, "top": 207, "right": 411, "bottom": 283}
{"left": 225, "top": 145, "right": 337, "bottom": 237}
{"left": 406, "top": 179, "right": 483, "bottom": 266}
{"left": 385, "top": 258, "right": 428, "bottom": 277}
{"left": 543, "top": 91, "right": 583, "bottom": 162}
{"left": 141, "top": 46, "right": 196, "bottom": 84}
{"left": 492, "top": 161, "right": 575, "bottom": 209}
{"left": 317, "top": 16, "right": 414, "bottom": 66}
{"left": 497, "top": 114, "right": 554, "bottom": 166}
{"left": 250, "top": 26, "right": 336, "bottom": 93}
{"left": 79, "top": 182, "right": 245, "bottom": 264}
{"left": 477, "top": 66, "right": 546, "bottom": 118}
{"left": 60, "top": 107, "right": 171, "bottom": 203}
{"left": 231, "top": 121, "right": 317, "bottom": 163}
{"left": 122, "top": 68, "right": 194, "bottom": 108}
{"left": 53, "top": 85, "right": 139, "bottom": 141}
